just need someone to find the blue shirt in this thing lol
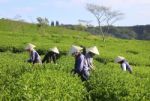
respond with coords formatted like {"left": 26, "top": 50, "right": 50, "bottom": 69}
{"left": 121, "top": 60, "right": 132, "bottom": 73}
{"left": 28, "top": 50, "right": 42, "bottom": 64}
{"left": 74, "top": 54, "right": 88, "bottom": 73}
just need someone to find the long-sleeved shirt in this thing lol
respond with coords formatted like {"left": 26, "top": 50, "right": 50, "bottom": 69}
{"left": 42, "top": 51, "right": 57, "bottom": 64}
{"left": 121, "top": 61, "right": 132, "bottom": 73}
{"left": 85, "top": 53, "right": 94, "bottom": 70}
{"left": 74, "top": 54, "right": 88, "bottom": 73}
{"left": 28, "top": 50, "right": 42, "bottom": 64}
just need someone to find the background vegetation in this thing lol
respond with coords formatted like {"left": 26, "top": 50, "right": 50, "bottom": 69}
{"left": 0, "top": 18, "right": 150, "bottom": 100}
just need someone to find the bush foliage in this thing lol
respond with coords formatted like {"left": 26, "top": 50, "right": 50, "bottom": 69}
{"left": 0, "top": 19, "right": 150, "bottom": 100}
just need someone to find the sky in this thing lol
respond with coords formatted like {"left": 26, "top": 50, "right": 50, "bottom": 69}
{"left": 0, "top": 0, "right": 150, "bottom": 26}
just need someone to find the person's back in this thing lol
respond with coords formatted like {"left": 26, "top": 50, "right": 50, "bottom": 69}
{"left": 29, "top": 50, "right": 42, "bottom": 64}
{"left": 74, "top": 53, "right": 89, "bottom": 81}
{"left": 85, "top": 46, "right": 100, "bottom": 70}
{"left": 70, "top": 45, "right": 90, "bottom": 81}
{"left": 85, "top": 53, "right": 94, "bottom": 70}
{"left": 74, "top": 53, "right": 85, "bottom": 73}
{"left": 115, "top": 56, "right": 132, "bottom": 74}
{"left": 25, "top": 43, "right": 42, "bottom": 65}
{"left": 121, "top": 60, "right": 132, "bottom": 73}
{"left": 42, "top": 51, "right": 57, "bottom": 64}
{"left": 42, "top": 47, "right": 59, "bottom": 64}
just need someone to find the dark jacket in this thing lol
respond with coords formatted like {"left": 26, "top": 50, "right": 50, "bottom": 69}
{"left": 42, "top": 51, "right": 57, "bottom": 64}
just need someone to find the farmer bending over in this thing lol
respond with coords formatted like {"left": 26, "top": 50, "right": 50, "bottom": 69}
{"left": 70, "top": 45, "right": 89, "bottom": 81}
{"left": 25, "top": 43, "right": 42, "bottom": 64}
{"left": 115, "top": 56, "right": 132, "bottom": 74}
{"left": 42, "top": 47, "right": 59, "bottom": 64}
{"left": 85, "top": 46, "right": 99, "bottom": 70}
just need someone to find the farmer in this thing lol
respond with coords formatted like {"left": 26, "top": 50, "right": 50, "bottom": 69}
{"left": 42, "top": 47, "right": 59, "bottom": 64}
{"left": 85, "top": 46, "right": 99, "bottom": 70}
{"left": 70, "top": 45, "right": 89, "bottom": 81}
{"left": 25, "top": 43, "right": 42, "bottom": 64}
{"left": 115, "top": 56, "right": 132, "bottom": 74}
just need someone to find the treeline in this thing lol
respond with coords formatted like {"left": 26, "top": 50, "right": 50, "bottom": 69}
{"left": 36, "top": 17, "right": 60, "bottom": 27}
{"left": 63, "top": 25, "right": 150, "bottom": 40}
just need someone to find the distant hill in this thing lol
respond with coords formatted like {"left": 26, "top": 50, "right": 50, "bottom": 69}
{"left": 0, "top": 18, "right": 149, "bottom": 65}
{"left": 62, "top": 24, "right": 150, "bottom": 40}
{"left": 0, "top": 18, "right": 150, "bottom": 40}
{"left": 129, "top": 25, "right": 150, "bottom": 40}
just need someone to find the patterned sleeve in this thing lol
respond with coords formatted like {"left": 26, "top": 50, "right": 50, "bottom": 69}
{"left": 77, "top": 55, "right": 84, "bottom": 72}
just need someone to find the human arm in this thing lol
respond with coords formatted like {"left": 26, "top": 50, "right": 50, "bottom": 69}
{"left": 42, "top": 52, "right": 49, "bottom": 63}
{"left": 27, "top": 51, "right": 34, "bottom": 63}
{"left": 76, "top": 55, "right": 84, "bottom": 72}
{"left": 52, "top": 54, "right": 57, "bottom": 64}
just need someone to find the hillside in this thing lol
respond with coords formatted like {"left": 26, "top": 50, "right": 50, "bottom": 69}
{"left": 63, "top": 24, "right": 150, "bottom": 40}
{"left": 0, "top": 19, "right": 150, "bottom": 100}
{"left": 0, "top": 19, "right": 150, "bottom": 65}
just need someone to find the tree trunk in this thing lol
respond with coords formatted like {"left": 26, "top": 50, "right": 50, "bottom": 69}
{"left": 96, "top": 18, "right": 105, "bottom": 42}
{"left": 98, "top": 23, "right": 105, "bottom": 42}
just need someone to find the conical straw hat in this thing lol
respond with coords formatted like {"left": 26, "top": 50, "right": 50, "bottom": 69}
{"left": 87, "top": 46, "right": 99, "bottom": 55}
{"left": 115, "top": 56, "right": 125, "bottom": 63}
{"left": 69, "top": 45, "right": 83, "bottom": 54}
{"left": 25, "top": 43, "right": 36, "bottom": 50}
{"left": 50, "top": 47, "right": 59, "bottom": 54}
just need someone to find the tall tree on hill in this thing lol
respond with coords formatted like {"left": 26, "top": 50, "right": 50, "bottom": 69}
{"left": 86, "top": 3, "right": 124, "bottom": 41}
{"left": 86, "top": 3, "right": 109, "bottom": 41}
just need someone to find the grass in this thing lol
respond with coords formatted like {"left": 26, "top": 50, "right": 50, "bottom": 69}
{"left": 0, "top": 19, "right": 150, "bottom": 100}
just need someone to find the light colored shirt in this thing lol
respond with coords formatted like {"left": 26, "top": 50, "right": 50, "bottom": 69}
{"left": 121, "top": 61, "right": 132, "bottom": 73}
{"left": 85, "top": 53, "right": 94, "bottom": 70}
{"left": 121, "top": 63, "right": 127, "bottom": 71}
{"left": 28, "top": 50, "right": 41, "bottom": 64}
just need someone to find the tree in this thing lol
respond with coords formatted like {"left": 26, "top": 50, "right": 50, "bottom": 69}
{"left": 36, "top": 17, "right": 49, "bottom": 35}
{"left": 105, "top": 10, "right": 124, "bottom": 33}
{"left": 86, "top": 3, "right": 124, "bottom": 41}
{"left": 36, "top": 17, "right": 49, "bottom": 27}
{"left": 56, "top": 21, "right": 59, "bottom": 26}
{"left": 86, "top": 3, "right": 109, "bottom": 41}
{"left": 51, "top": 21, "right": 54, "bottom": 26}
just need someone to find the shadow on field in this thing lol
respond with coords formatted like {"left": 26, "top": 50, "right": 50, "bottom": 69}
{"left": 0, "top": 46, "right": 68, "bottom": 60}
{"left": 0, "top": 46, "right": 23, "bottom": 53}
{"left": 126, "top": 50, "right": 139, "bottom": 55}
{"left": 95, "top": 57, "right": 113, "bottom": 65}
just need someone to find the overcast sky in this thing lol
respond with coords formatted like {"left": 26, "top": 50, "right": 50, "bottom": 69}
{"left": 0, "top": 0, "right": 150, "bottom": 26}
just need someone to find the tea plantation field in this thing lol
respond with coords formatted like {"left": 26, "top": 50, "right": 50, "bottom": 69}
{"left": 0, "top": 19, "right": 150, "bottom": 101}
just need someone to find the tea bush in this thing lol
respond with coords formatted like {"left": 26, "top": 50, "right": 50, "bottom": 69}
{"left": 0, "top": 20, "right": 150, "bottom": 100}
{"left": 0, "top": 53, "right": 87, "bottom": 101}
{"left": 86, "top": 63, "right": 150, "bottom": 101}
